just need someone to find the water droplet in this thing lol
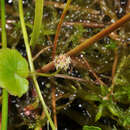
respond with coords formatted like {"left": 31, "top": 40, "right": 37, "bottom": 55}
{"left": 78, "top": 104, "right": 82, "bottom": 108}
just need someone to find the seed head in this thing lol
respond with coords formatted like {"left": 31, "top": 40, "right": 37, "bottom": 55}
{"left": 54, "top": 54, "right": 71, "bottom": 71}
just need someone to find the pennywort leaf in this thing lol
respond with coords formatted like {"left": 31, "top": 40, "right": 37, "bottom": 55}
{"left": 0, "top": 48, "right": 29, "bottom": 97}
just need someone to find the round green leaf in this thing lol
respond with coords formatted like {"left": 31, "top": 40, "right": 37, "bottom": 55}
{"left": 0, "top": 48, "right": 29, "bottom": 97}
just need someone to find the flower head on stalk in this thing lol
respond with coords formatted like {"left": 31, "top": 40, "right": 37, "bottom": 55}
{"left": 54, "top": 54, "right": 71, "bottom": 71}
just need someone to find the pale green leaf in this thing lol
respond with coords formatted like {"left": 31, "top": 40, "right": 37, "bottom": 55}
{"left": 0, "top": 48, "right": 29, "bottom": 97}
{"left": 83, "top": 125, "right": 102, "bottom": 130}
{"left": 95, "top": 104, "right": 104, "bottom": 122}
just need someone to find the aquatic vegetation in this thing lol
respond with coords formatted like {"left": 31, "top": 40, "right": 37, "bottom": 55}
{"left": 0, "top": 0, "right": 130, "bottom": 129}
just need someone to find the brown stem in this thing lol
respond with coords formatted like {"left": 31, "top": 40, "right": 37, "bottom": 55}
{"left": 63, "top": 21, "right": 105, "bottom": 28}
{"left": 105, "top": 47, "right": 127, "bottom": 99}
{"left": 112, "top": 49, "right": 118, "bottom": 86}
{"left": 107, "top": 43, "right": 121, "bottom": 100}
{"left": 82, "top": 57, "right": 106, "bottom": 86}
{"left": 39, "top": 13, "right": 130, "bottom": 72}
{"left": 33, "top": 46, "right": 51, "bottom": 61}
{"left": 55, "top": 74, "right": 90, "bottom": 83}
{"left": 52, "top": 0, "right": 72, "bottom": 59}
{"left": 37, "top": 62, "right": 54, "bottom": 73}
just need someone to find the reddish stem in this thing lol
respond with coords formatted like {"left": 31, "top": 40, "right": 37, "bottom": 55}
{"left": 112, "top": 49, "right": 118, "bottom": 85}
{"left": 82, "top": 57, "right": 106, "bottom": 86}
{"left": 52, "top": 0, "right": 72, "bottom": 59}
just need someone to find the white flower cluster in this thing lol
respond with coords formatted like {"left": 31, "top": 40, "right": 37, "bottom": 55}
{"left": 54, "top": 54, "right": 71, "bottom": 71}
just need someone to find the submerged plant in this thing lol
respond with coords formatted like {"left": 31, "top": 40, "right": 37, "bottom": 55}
{"left": 0, "top": 0, "right": 130, "bottom": 129}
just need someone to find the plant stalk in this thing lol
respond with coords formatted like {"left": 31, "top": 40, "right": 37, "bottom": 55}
{"left": 30, "top": 0, "right": 44, "bottom": 48}
{"left": 18, "top": 0, "right": 56, "bottom": 129}
{"left": 1, "top": 90, "right": 8, "bottom": 130}
{"left": 1, "top": 0, "right": 8, "bottom": 130}
{"left": 1, "top": 0, "right": 7, "bottom": 48}
{"left": 52, "top": 0, "right": 72, "bottom": 59}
